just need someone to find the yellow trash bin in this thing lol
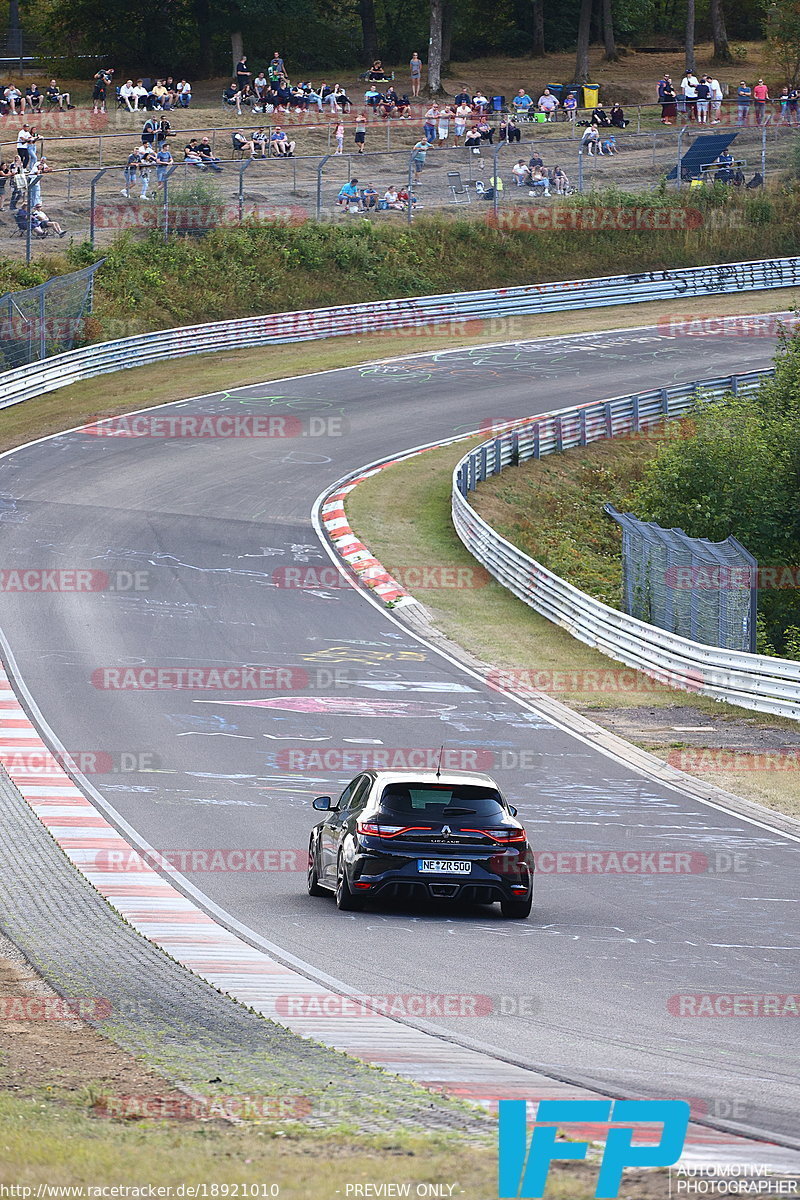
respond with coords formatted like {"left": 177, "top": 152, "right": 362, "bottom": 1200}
{"left": 582, "top": 84, "right": 600, "bottom": 109}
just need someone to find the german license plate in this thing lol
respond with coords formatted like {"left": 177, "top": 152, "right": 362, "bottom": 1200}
{"left": 418, "top": 859, "right": 471, "bottom": 875}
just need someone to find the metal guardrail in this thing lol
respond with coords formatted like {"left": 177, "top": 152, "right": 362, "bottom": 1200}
{"left": 451, "top": 370, "right": 800, "bottom": 721}
{"left": 2, "top": 254, "right": 800, "bottom": 409}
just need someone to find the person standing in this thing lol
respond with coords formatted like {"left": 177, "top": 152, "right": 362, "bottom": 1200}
{"left": 138, "top": 146, "right": 156, "bottom": 199}
{"left": 437, "top": 104, "right": 453, "bottom": 145}
{"left": 753, "top": 78, "right": 769, "bottom": 125}
{"left": 16, "top": 125, "right": 37, "bottom": 168}
{"left": 454, "top": 101, "right": 471, "bottom": 142}
{"left": 423, "top": 103, "right": 438, "bottom": 144}
{"left": 334, "top": 121, "right": 344, "bottom": 153}
{"left": 235, "top": 56, "right": 251, "bottom": 93}
{"left": 737, "top": 81, "right": 752, "bottom": 125}
{"left": 680, "top": 69, "right": 698, "bottom": 121}
{"left": 409, "top": 53, "right": 422, "bottom": 98}
{"left": 411, "top": 137, "right": 431, "bottom": 182}
{"left": 708, "top": 75, "right": 723, "bottom": 123}
{"left": 354, "top": 112, "right": 367, "bottom": 153}
{"left": 695, "top": 76, "right": 711, "bottom": 124}
{"left": 122, "top": 148, "right": 139, "bottom": 197}
{"left": 788, "top": 84, "right": 800, "bottom": 126}
{"left": 156, "top": 144, "right": 173, "bottom": 183}
{"left": 92, "top": 67, "right": 113, "bottom": 114}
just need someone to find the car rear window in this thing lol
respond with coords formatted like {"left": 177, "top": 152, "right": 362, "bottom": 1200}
{"left": 378, "top": 783, "right": 506, "bottom": 816}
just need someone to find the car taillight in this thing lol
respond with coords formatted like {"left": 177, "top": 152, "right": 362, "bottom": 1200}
{"left": 356, "top": 821, "right": 434, "bottom": 839}
{"left": 464, "top": 827, "right": 527, "bottom": 843}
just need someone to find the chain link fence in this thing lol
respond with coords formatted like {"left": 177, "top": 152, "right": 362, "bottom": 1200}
{"left": 0, "top": 261, "right": 102, "bottom": 370}
{"left": 605, "top": 504, "right": 758, "bottom": 652}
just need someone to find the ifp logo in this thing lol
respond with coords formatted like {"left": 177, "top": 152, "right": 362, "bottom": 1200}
{"left": 498, "top": 1099, "right": 690, "bottom": 1198}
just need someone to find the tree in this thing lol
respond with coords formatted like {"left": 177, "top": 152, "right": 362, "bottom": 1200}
{"left": 684, "top": 0, "right": 695, "bottom": 72}
{"left": 602, "top": 0, "right": 618, "bottom": 61}
{"left": 710, "top": 0, "right": 731, "bottom": 62}
{"left": 358, "top": 0, "right": 379, "bottom": 67}
{"left": 574, "top": 0, "right": 592, "bottom": 83}
{"left": 427, "top": 0, "right": 445, "bottom": 95}
{"left": 532, "top": 0, "right": 545, "bottom": 56}
{"left": 765, "top": 0, "right": 800, "bottom": 87}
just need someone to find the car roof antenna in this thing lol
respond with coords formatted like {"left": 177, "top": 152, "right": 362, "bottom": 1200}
{"left": 436, "top": 745, "right": 445, "bottom": 779}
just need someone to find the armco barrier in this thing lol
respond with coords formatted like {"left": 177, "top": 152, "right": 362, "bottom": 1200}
{"left": 2, "top": 255, "right": 800, "bottom": 410}
{"left": 452, "top": 371, "right": 800, "bottom": 721}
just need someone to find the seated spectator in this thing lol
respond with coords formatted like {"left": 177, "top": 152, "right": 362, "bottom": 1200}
{"left": 528, "top": 150, "right": 543, "bottom": 170}
{"left": 600, "top": 134, "right": 618, "bottom": 154}
{"left": 25, "top": 84, "right": 42, "bottom": 112}
{"left": 590, "top": 105, "right": 611, "bottom": 127}
{"left": 367, "top": 60, "right": 390, "bottom": 82}
{"left": 365, "top": 86, "right": 383, "bottom": 109}
{"left": 563, "top": 91, "right": 578, "bottom": 121}
{"left": 183, "top": 139, "right": 205, "bottom": 168}
{"left": 610, "top": 102, "right": 628, "bottom": 128}
{"left": 472, "top": 91, "right": 489, "bottom": 112}
{"left": 252, "top": 128, "right": 269, "bottom": 157}
{"left": 197, "top": 137, "right": 223, "bottom": 171}
{"left": 46, "top": 79, "right": 73, "bottom": 109}
{"left": 4, "top": 84, "right": 24, "bottom": 114}
{"left": 176, "top": 80, "right": 191, "bottom": 108}
{"left": 382, "top": 185, "right": 404, "bottom": 210}
{"left": 360, "top": 183, "right": 379, "bottom": 210}
{"left": 119, "top": 79, "right": 137, "bottom": 111}
{"left": 331, "top": 83, "right": 353, "bottom": 112}
{"left": 537, "top": 88, "right": 559, "bottom": 120}
{"left": 453, "top": 86, "right": 471, "bottom": 106}
{"left": 163, "top": 77, "right": 178, "bottom": 105}
{"left": 397, "top": 186, "right": 417, "bottom": 210}
{"left": 464, "top": 125, "right": 482, "bottom": 148}
{"left": 499, "top": 116, "right": 521, "bottom": 143}
{"left": 254, "top": 71, "right": 268, "bottom": 102}
{"left": 552, "top": 165, "right": 569, "bottom": 194}
{"left": 581, "top": 125, "right": 600, "bottom": 154}
{"left": 33, "top": 204, "right": 65, "bottom": 236}
{"left": 151, "top": 80, "right": 170, "bottom": 109}
{"left": 132, "top": 80, "right": 149, "bottom": 109}
{"left": 270, "top": 126, "right": 296, "bottom": 156}
{"left": 512, "top": 88, "right": 533, "bottom": 114}
{"left": 232, "top": 129, "right": 255, "bottom": 158}
{"left": 529, "top": 166, "right": 550, "bottom": 195}
{"left": 511, "top": 159, "right": 529, "bottom": 186}
{"left": 223, "top": 81, "right": 243, "bottom": 112}
{"left": 338, "top": 178, "right": 361, "bottom": 207}
{"left": 477, "top": 118, "right": 494, "bottom": 143}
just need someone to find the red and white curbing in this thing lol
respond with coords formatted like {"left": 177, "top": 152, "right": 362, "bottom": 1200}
{"left": 321, "top": 466, "right": 417, "bottom": 608}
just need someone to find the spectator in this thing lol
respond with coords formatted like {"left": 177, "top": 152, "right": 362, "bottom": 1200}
{"left": 600, "top": 134, "right": 618, "bottom": 154}
{"left": 198, "top": 137, "right": 223, "bottom": 171}
{"left": 9, "top": 157, "right": 27, "bottom": 210}
{"left": 354, "top": 112, "right": 367, "bottom": 153}
{"left": 453, "top": 85, "right": 471, "bottom": 106}
{"left": 397, "top": 186, "right": 417, "bottom": 210}
{"left": 512, "top": 88, "right": 533, "bottom": 115}
{"left": 163, "top": 77, "right": 178, "bottom": 106}
{"left": 156, "top": 118, "right": 173, "bottom": 148}
{"left": 409, "top": 53, "right": 422, "bottom": 98}
{"left": 590, "top": 105, "right": 611, "bottom": 127}
{"left": 235, "top": 56, "right": 251, "bottom": 93}
{"left": 132, "top": 80, "right": 149, "bottom": 109}
{"left": 477, "top": 118, "right": 494, "bottom": 143}
{"left": 437, "top": 104, "right": 453, "bottom": 145}
{"left": 223, "top": 81, "right": 242, "bottom": 113}
{"left": 232, "top": 129, "right": 255, "bottom": 158}
{"left": 505, "top": 116, "right": 521, "bottom": 142}
{"left": 183, "top": 139, "right": 205, "bottom": 169}
{"left": 737, "top": 80, "right": 751, "bottom": 125}
{"left": 537, "top": 88, "right": 558, "bottom": 120}
{"left": 25, "top": 84, "right": 42, "bottom": 113}
{"left": 250, "top": 129, "right": 268, "bottom": 157}
{"left": 423, "top": 103, "right": 439, "bottom": 143}
{"left": 330, "top": 84, "right": 352, "bottom": 113}
{"left": 254, "top": 71, "right": 268, "bottom": 103}
{"left": 709, "top": 75, "right": 723, "bottom": 123}
{"left": 270, "top": 127, "right": 296, "bottom": 156}
{"left": 360, "top": 183, "right": 379, "bottom": 210}
{"left": 464, "top": 125, "right": 482, "bottom": 148}
{"left": 472, "top": 90, "right": 489, "bottom": 112}
{"left": 0, "top": 158, "right": 10, "bottom": 210}
{"left": 269, "top": 52, "right": 285, "bottom": 81}
{"left": 528, "top": 150, "right": 543, "bottom": 170}
{"left": 338, "top": 178, "right": 361, "bottom": 208}
{"left": 529, "top": 166, "right": 550, "bottom": 196}
{"left": 696, "top": 76, "right": 711, "bottom": 124}
{"left": 141, "top": 116, "right": 158, "bottom": 146}
{"left": 511, "top": 159, "right": 529, "bottom": 186}
{"left": 753, "top": 78, "right": 769, "bottom": 125}
{"left": 563, "top": 91, "right": 578, "bottom": 122}
{"left": 137, "top": 146, "right": 156, "bottom": 198}
{"left": 383, "top": 185, "right": 403, "bottom": 210}
{"left": 581, "top": 125, "right": 600, "bottom": 155}
{"left": 779, "top": 86, "right": 790, "bottom": 124}
{"left": 367, "top": 60, "right": 389, "bottom": 82}
{"left": 176, "top": 80, "right": 191, "bottom": 108}
{"left": 4, "top": 84, "right": 24, "bottom": 114}
{"left": 610, "top": 102, "right": 628, "bottom": 128}
{"left": 156, "top": 144, "right": 173, "bottom": 182}
{"left": 658, "top": 74, "right": 677, "bottom": 124}
{"left": 552, "top": 165, "right": 569, "bottom": 194}
{"left": 789, "top": 85, "right": 799, "bottom": 125}
{"left": 16, "top": 125, "right": 38, "bottom": 169}
{"left": 411, "top": 137, "right": 432, "bottom": 182}
{"left": 32, "top": 204, "right": 66, "bottom": 236}
{"left": 26, "top": 155, "right": 49, "bottom": 207}
{"left": 334, "top": 122, "right": 345, "bottom": 154}
{"left": 680, "top": 68, "right": 698, "bottom": 120}
{"left": 46, "top": 79, "right": 73, "bottom": 109}
{"left": 151, "top": 80, "right": 170, "bottom": 109}
{"left": 93, "top": 67, "right": 113, "bottom": 114}
{"left": 120, "top": 79, "right": 137, "bottom": 111}
{"left": 122, "top": 148, "right": 140, "bottom": 195}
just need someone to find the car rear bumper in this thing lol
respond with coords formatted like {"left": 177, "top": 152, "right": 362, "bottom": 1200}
{"left": 350, "top": 848, "right": 534, "bottom": 903}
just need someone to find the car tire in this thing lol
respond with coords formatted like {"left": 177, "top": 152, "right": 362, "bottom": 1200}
{"left": 500, "top": 894, "right": 532, "bottom": 919}
{"left": 307, "top": 838, "right": 326, "bottom": 897}
{"left": 335, "top": 853, "right": 365, "bottom": 911}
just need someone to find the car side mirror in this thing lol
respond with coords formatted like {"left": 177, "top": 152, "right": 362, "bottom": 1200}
{"left": 509, "top": 805, "right": 518, "bottom": 816}
{"left": 312, "top": 795, "right": 332, "bottom": 811}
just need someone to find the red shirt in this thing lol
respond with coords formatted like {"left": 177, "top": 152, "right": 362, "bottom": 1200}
{"left": 753, "top": 84, "right": 769, "bottom": 101}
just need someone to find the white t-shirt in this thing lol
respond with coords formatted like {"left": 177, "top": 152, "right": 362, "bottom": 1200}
{"left": 16, "top": 129, "right": 35, "bottom": 149}
{"left": 681, "top": 75, "right": 698, "bottom": 98}
{"left": 709, "top": 78, "right": 723, "bottom": 100}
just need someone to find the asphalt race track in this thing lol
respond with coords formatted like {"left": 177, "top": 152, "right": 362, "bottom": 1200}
{"left": 0, "top": 325, "right": 798, "bottom": 1147}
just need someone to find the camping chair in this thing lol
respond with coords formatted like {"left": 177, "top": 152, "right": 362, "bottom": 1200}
{"left": 447, "top": 171, "right": 471, "bottom": 203}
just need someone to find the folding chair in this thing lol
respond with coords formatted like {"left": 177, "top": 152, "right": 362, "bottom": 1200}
{"left": 447, "top": 171, "right": 471, "bottom": 203}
